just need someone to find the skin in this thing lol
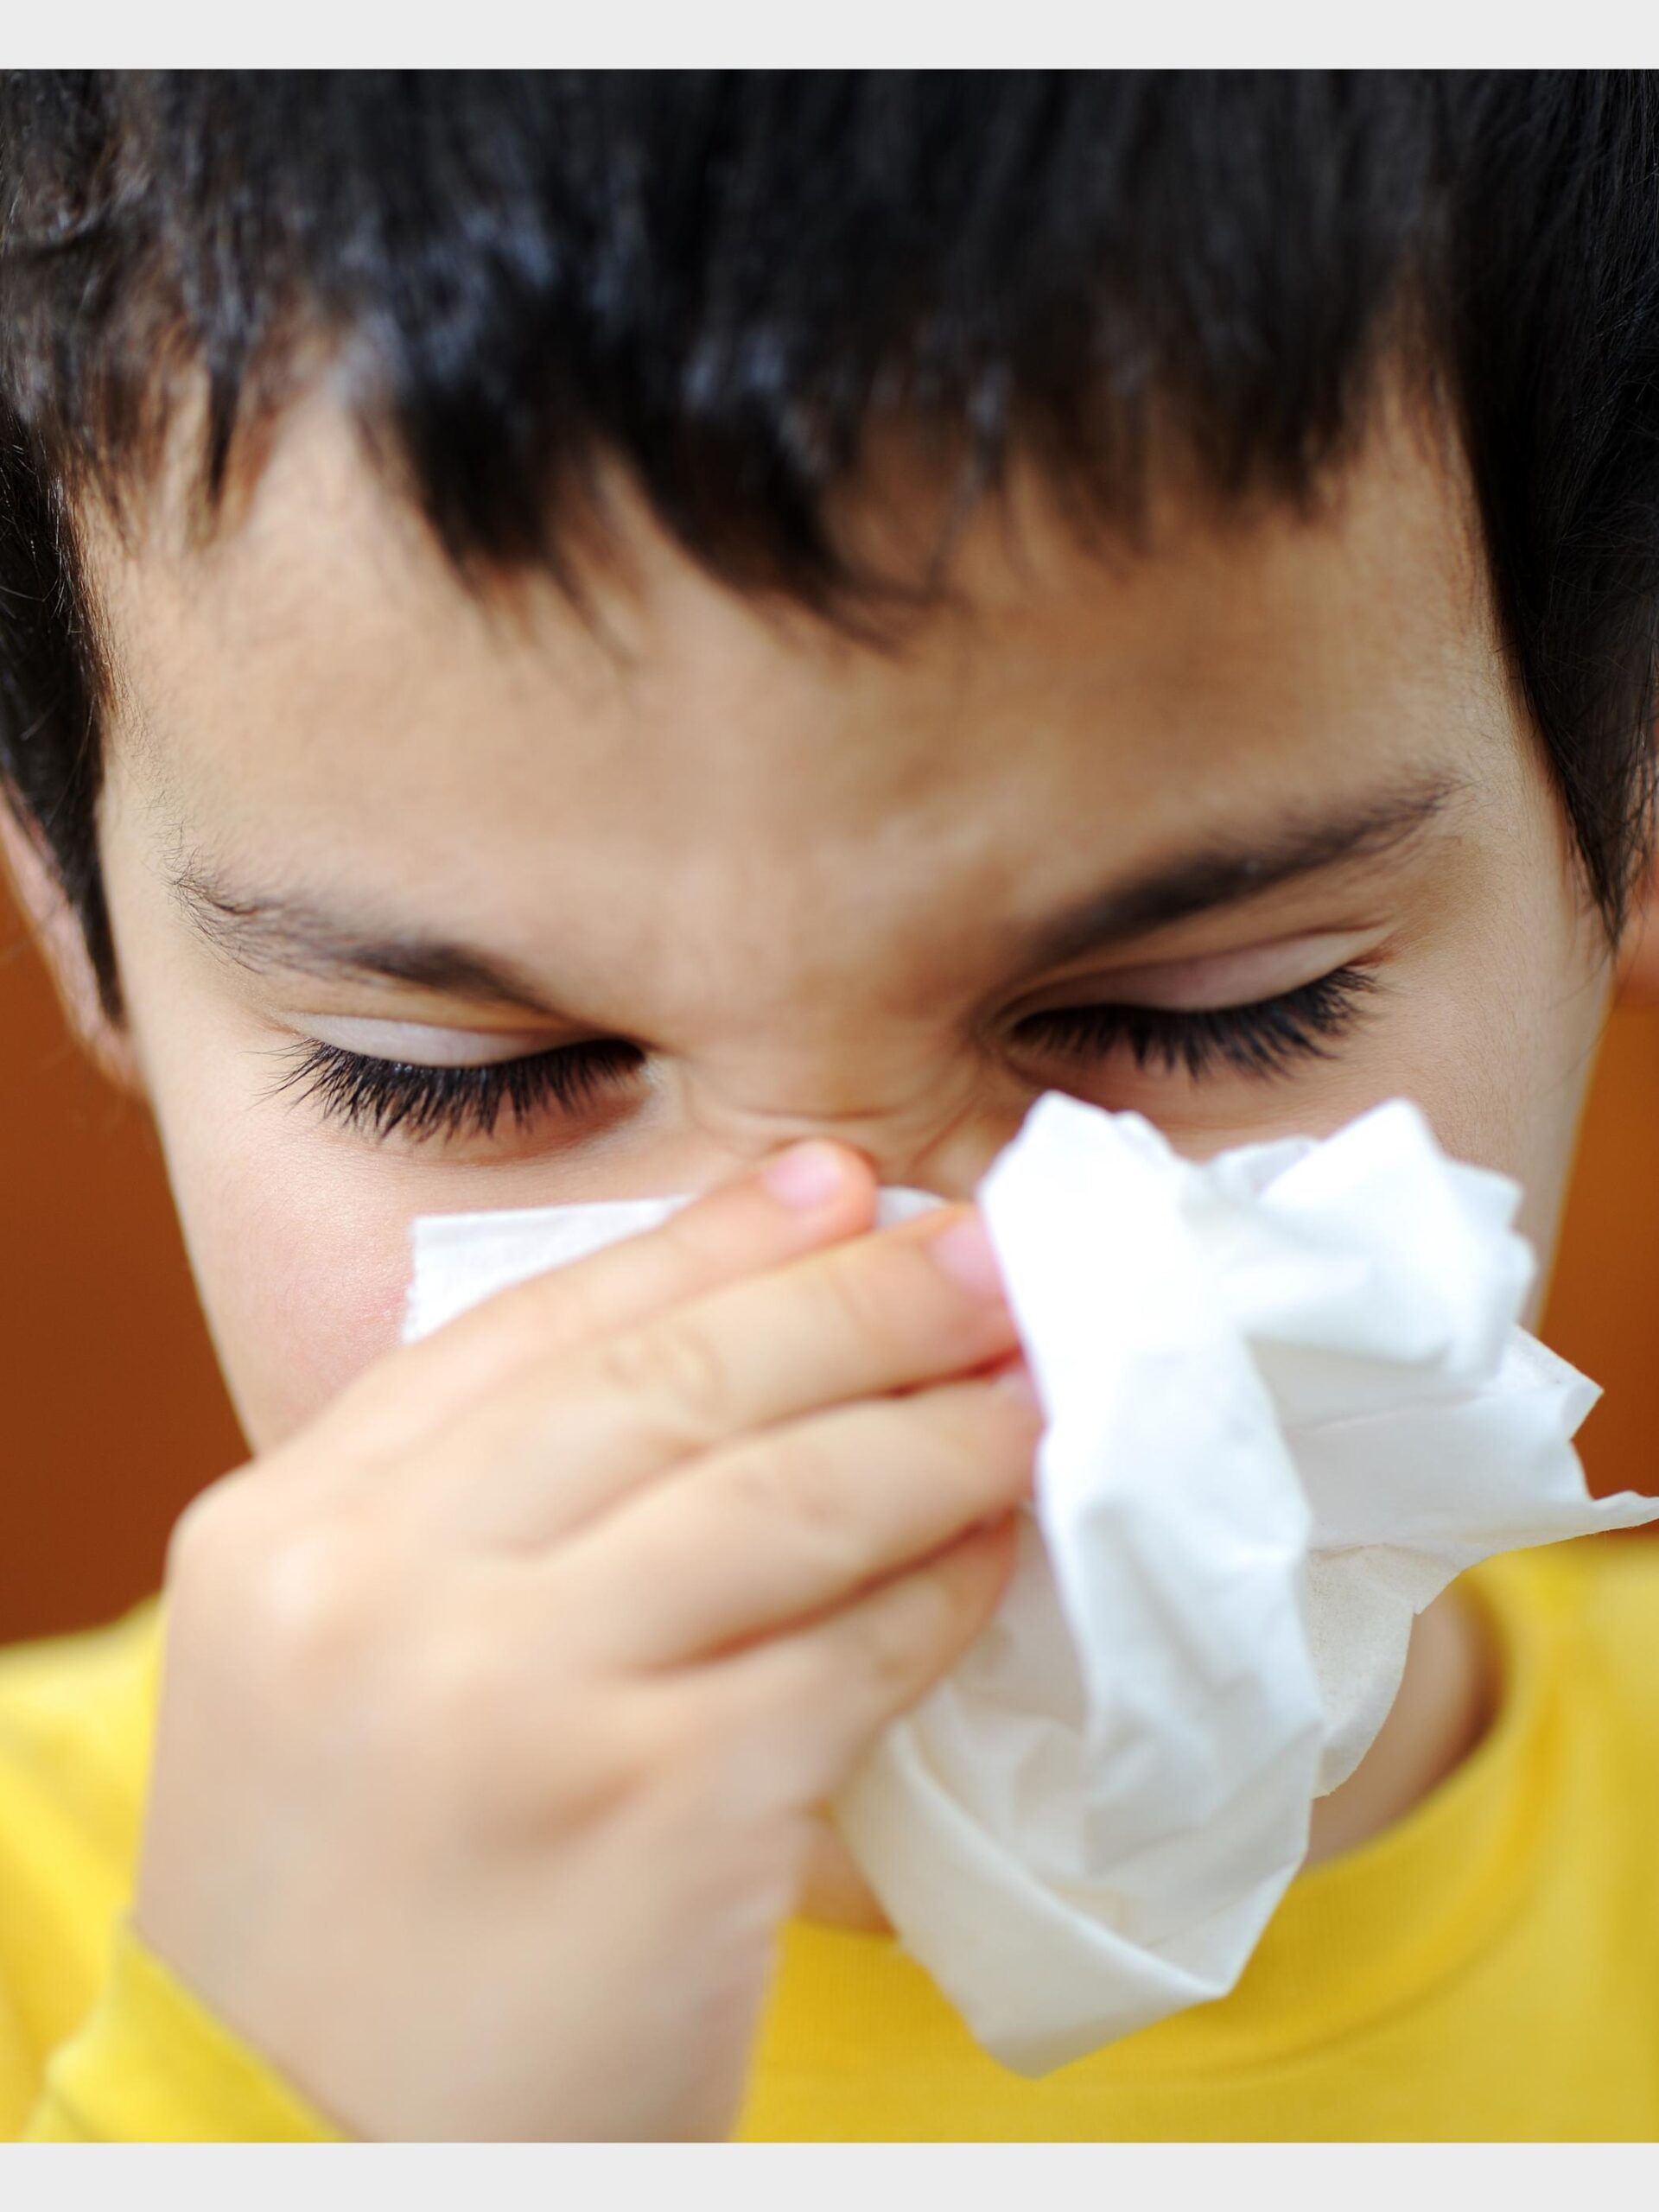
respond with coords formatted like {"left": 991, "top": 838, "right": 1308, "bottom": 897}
{"left": 1619, "top": 855, "right": 1659, "bottom": 1004}
{"left": 0, "top": 375, "right": 1615, "bottom": 2133}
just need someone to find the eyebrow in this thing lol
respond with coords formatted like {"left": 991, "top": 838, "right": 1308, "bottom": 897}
{"left": 1007, "top": 773, "right": 1466, "bottom": 973}
{"left": 170, "top": 861, "right": 566, "bottom": 1013}
{"left": 168, "top": 772, "right": 1465, "bottom": 1016}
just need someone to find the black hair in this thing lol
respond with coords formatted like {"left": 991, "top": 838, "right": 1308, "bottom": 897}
{"left": 2, "top": 71, "right": 1656, "bottom": 1021}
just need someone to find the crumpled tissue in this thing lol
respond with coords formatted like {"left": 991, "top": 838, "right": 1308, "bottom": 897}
{"left": 403, "top": 1091, "right": 1659, "bottom": 2075}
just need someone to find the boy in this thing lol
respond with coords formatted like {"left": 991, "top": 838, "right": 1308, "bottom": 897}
{"left": 0, "top": 70, "right": 1656, "bottom": 2140}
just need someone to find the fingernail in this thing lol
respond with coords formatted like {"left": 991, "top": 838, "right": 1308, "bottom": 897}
{"left": 929, "top": 1214, "right": 1005, "bottom": 1299}
{"left": 761, "top": 1141, "right": 849, "bottom": 1210}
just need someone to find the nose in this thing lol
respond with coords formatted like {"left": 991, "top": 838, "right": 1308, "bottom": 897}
{"left": 642, "top": 1072, "right": 1038, "bottom": 1204}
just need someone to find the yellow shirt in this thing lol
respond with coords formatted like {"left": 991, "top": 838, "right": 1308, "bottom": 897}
{"left": 3, "top": 1538, "right": 1658, "bottom": 2141}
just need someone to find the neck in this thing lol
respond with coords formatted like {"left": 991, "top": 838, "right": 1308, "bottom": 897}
{"left": 798, "top": 1584, "right": 1496, "bottom": 1934}
{"left": 1303, "top": 1581, "right": 1493, "bottom": 1866}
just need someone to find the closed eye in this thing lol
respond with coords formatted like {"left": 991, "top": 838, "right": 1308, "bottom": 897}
{"left": 270, "top": 963, "right": 1381, "bottom": 1147}
{"left": 1015, "top": 964, "right": 1381, "bottom": 1080}
{"left": 269, "top": 1033, "right": 646, "bottom": 1141}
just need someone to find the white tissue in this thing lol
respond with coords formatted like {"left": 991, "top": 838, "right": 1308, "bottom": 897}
{"left": 403, "top": 1092, "right": 1659, "bottom": 2076}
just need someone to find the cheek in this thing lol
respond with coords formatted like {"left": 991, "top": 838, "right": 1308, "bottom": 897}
{"left": 167, "top": 1130, "right": 419, "bottom": 1452}
{"left": 1375, "top": 866, "right": 1611, "bottom": 1298}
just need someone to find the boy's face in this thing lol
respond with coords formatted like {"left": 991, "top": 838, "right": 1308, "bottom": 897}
{"left": 51, "top": 391, "right": 1609, "bottom": 1451}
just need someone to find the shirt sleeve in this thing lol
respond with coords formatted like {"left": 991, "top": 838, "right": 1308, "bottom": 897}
{"left": 22, "top": 1919, "right": 343, "bottom": 2142}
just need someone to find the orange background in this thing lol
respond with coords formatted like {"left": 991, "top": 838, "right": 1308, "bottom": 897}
{"left": 3, "top": 881, "right": 1657, "bottom": 1646}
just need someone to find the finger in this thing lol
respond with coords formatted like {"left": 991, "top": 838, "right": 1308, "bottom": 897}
{"left": 557, "top": 1367, "right": 1042, "bottom": 1665}
{"left": 317, "top": 1140, "right": 880, "bottom": 1453}
{"left": 684, "top": 1515, "right": 1021, "bottom": 1809}
{"left": 428, "top": 1204, "right": 1021, "bottom": 1548}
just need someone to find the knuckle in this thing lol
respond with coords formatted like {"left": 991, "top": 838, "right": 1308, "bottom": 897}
{"left": 904, "top": 1391, "right": 986, "bottom": 1481}
{"left": 723, "top": 1428, "right": 855, "bottom": 1556}
{"left": 242, "top": 1516, "right": 385, "bottom": 1675}
{"left": 449, "top": 1298, "right": 562, "bottom": 1376}
{"left": 859, "top": 1546, "right": 993, "bottom": 1701}
{"left": 598, "top": 1312, "right": 734, "bottom": 1442}
{"left": 952, "top": 1379, "right": 1039, "bottom": 1487}
{"left": 655, "top": 1198, "right": 728, "bottom": 1268}
{"left": 435, "top": 1263, "right": 579, "bottom": 1361}
{"left": 163, "top": 1480, "right": 402, "bottom": 1738}
{"left": 859, "top": 1587, "right": 936, "bottom": 1700}
{"left": 777, "top": 1433, "right": 860, "bottom": 1553}
{"left": 816, "top": 1242, "right": 908, "bottom": 1356}
{"left": 165, "top": 1465, "right": 297, "bottom": 1612}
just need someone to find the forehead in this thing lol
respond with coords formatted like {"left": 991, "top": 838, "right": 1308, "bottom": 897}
{"left": 90, "top": 389, "right": 1505, "bottom": 980}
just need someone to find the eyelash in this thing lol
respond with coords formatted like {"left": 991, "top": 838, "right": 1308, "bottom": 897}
{"left": 273, "top": 1035, "right": 647, "bottom": 1143}
{"left": 1026, "top": 964, "right": 1380, "bottom": 1081}
{"left": 276, "top": 966, "right": 1380, "bottom": 1145}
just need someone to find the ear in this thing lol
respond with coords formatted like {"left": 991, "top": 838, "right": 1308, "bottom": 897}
{"left": 0, "top": 800, "right": 145, "bottom": 1094}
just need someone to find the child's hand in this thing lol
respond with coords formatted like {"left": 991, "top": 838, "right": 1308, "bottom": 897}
{"left": 131, "top": 1141, "right": 1038, "bottom": 2141}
